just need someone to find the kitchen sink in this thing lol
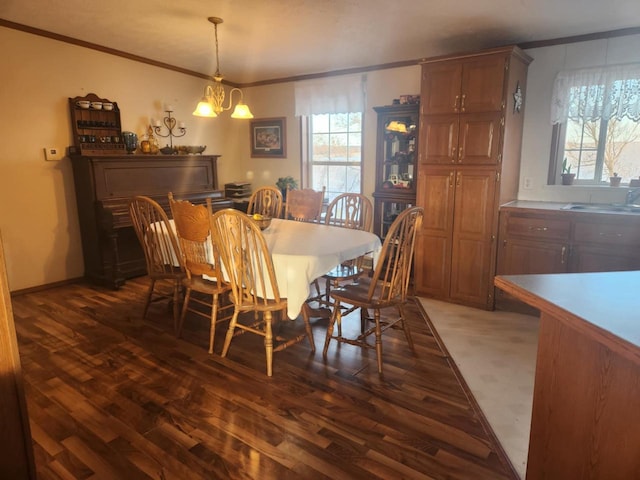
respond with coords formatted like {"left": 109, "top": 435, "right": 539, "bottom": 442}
{"left": 561, "top": 203, "right": 640, "bottom": 213}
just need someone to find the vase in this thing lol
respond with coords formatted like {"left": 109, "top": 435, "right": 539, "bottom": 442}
{"left": 610, "top": 176, "right": 622, "bottom": 187}
{"left": 122, "top": 131, "right": 138, "bottom": 154}
{"left": 561, "top": 173, "right": 575, "bottom": 185}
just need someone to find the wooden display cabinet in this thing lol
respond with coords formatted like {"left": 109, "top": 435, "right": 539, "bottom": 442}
{"left": 69, "top": 93, "right": 125, "bottom": 155}
{"left": 372, "top": 104, "right": 420, "bottom": 239}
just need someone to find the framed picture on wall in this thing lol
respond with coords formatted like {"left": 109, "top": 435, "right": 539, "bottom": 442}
{"left": 250, "top": 117, "right": 286, "bottom": 157}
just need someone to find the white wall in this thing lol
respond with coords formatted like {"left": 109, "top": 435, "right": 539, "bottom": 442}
{"left": 0, "top": 27, "right": 244, "bottom": 291}
{"left": 228, "top": 65, "right": 422, "bottom": 201}
{"left": 519, "top": 34, "right": 640, "bottom": 203}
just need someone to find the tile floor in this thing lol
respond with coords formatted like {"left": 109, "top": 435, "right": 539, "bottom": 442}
{"left": 417, "top": 297, "right": 540, "bottom": 480}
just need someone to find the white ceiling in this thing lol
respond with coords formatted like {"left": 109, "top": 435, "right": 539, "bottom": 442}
{"left": 1, "top": 0, "right": 639, "bottom": 85}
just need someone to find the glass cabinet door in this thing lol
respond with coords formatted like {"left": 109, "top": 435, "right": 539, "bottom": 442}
{"left": 374, "top": 198, "right": 415, "bottom": 240}
{"left": 374, "top": 105, "right": 419, "bottom": 193}
{"left": 372, "top": 104, "right": 420, "bottom": 239}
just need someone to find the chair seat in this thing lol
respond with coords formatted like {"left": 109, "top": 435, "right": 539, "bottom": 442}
{"left": 182, "top": 275, "right": 230, "bottom": 295}
{"left": 330, "top": 277, "right": 399, "bottom": 310}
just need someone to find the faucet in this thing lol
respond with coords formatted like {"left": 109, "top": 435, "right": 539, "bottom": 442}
{"left": 625, "top": 187, "right": 640, "bottom": 205}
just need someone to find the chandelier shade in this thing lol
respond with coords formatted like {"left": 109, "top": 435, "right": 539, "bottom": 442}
{"left": 193, "top": 17, "right": 253, "bottom": 119}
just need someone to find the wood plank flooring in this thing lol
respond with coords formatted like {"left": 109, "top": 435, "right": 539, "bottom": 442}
{"left": 12, "top": 277, "right": 517, "bottom": 479}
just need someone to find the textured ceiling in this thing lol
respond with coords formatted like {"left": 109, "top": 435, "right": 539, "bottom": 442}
{"left": 1, "top": 0, "right": 639, "bottom": 85}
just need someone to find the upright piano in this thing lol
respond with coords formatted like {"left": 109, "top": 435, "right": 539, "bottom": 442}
{"left": 71, "top": 154, "right": 232, "bottom": 289}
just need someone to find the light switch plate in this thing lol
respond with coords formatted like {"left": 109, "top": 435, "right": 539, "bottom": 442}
{"left": 44, "top": 147, "right": 63, "bottom": 161}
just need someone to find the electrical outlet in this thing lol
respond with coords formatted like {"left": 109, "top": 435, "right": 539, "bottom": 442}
{"left": 523, "top": 177, "right": 533, "bottom": 189}
{"left": 44, "top": 147, "right": 63, "bottom": 161}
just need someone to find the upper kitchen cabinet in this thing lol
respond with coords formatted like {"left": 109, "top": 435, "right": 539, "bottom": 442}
{"left": 420, "top": 54, "right": 507, "bottom": 115}
{"left": 420, "top": 111, "right": 503, "bottom": 165}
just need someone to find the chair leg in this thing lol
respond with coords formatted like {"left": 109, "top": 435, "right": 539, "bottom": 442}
{"left": 208, "top": 293, "right": 219, "bottom": 354}
{"left": 143, "top": 278, "right": 156, "bottom": 319}
{"left": 172, "top": 279, "right": 181, "bottom": 335}
{"left": 397, "top": 304, "right": 414, "bottom": 350}
{"left": 301, "top": 304, "right": 316, "bottom": 353}
{"left": 323, "top": 300, "right": 341, "bottom": 357}
{"left": 176, "top": 288, "right": 192, "bottom": 338}
{"left": 264, "top": 311, "right": 273, "bottom": 377}
{"left": 324, "top": 278, "right": 332, "bottom": 306}
{"left": 374, "top": 308, "right": 383, "bottom": 374}
{"left": 360, "top": 307, "right": 368, "bottom": 334}
{"left": 221, "top": 309, "right": 239, "bottom": 358}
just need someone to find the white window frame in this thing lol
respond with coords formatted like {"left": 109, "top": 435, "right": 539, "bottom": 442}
{"left": 301, "top": 112, "right": 364, "bottom": 200}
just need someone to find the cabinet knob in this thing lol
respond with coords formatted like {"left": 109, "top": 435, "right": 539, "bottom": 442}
{"left": 454, "top": 95, "right": 459, "bottom": 112}
{"left": 528, "top": 226, "right": 548, "bottom": 232}
{"left": 461, "top": 94, "right": 466, "bottom": 112}
{"left": 449, "top": 171, "right": 454, "bottom": 186}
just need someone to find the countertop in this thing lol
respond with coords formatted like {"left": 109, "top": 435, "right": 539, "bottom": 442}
{"left": 501, "top": 199, "right": 640, "bottom": 217}
{"left": 495, "top": 271, "right": 640, "bottom": 362}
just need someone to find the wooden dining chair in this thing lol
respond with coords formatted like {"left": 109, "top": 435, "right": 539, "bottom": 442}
{"left": 284, "top": 187, "right": 325, "bottom": 222}
{"left": 322, "top": 206, "right": 424, "bottom": 374}
{"left": 309, "top": 193, "right": 374, "bottom": 307}
{"left": 168, "top": 192, "right": 232, "bottom": 353}
{"left": 128, "top": 195, "right": 185, "bottom": 334}
{"left": 210, "top": 208, "right": 315, "bottom": 377}
{"left": 247, "top": 186, "right": 283, "bottom": 219}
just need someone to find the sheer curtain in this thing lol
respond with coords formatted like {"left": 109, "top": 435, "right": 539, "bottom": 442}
{"left": 294, "top": 74, "right": 366, "bottom": 116}
{"left": 551, "top": 63, "right": 640, "bottom": 124}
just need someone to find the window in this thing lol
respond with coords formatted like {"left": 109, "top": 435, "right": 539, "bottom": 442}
{"left": 307, "top": 112, "right": 363, "bottom": 201}
{"left": 550, "top": 65, "right": 640, "bottom": 185}
{"left": 554, "top": 115, "right": 640, "bottom": 184}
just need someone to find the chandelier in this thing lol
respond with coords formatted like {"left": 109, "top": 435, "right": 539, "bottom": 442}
{"left": 193, "top": 17, "right": 253, "bottom": 119}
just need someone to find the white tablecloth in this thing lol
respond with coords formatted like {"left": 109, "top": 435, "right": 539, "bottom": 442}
{"left": 160, "top": 217, "right": 381, "bottom": 319}
{"left": 262, "top": 219, "right": 381, "bottom": 319}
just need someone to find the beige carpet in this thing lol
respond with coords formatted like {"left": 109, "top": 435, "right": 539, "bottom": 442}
{"left": 417, "top": 297, "right": 539, "bottom": 479}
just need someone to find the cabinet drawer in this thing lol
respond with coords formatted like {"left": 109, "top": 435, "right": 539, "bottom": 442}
{"left": 574, "top": 221, "right": 640, "bottom": 247}
{"left": 506, "top": 215, "right": 571, "bottom": 241}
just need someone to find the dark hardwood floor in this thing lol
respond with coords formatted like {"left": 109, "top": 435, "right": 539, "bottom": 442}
{"left": 12, "top": 276, "right": 516, "bottom": 479}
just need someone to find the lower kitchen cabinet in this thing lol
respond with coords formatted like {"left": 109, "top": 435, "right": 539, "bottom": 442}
{"left": 415, "top": 165, "right": 497, "bottom": 309}
{"left": 497, "top": 204, "right": 640, "bottom": 308}
{"left": 497, "top": 210, "right": 571, "bottom": 275}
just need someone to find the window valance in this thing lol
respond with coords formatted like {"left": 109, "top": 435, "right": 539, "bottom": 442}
{"left": 294, "top": 74, "right": 366, "bottom": 116}
{"left": 550, "top": 63, "right": 640, "bottom": 124}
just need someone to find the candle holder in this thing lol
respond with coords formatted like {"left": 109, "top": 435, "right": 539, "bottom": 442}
{"left": 152, "top": 109, "right": 186, "bottom": 149}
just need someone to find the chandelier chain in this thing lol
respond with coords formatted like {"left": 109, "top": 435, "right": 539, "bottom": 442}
{"left": 214, "top": 21, "right": 221, "bottom": 77}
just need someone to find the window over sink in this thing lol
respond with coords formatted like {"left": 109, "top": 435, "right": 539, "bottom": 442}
{"left": 549, "top": 64, "right": 640, "bottom": 185}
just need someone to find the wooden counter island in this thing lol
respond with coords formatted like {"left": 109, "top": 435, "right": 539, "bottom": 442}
{"left": 495, "top": 271, "right": 640, "bottom": 480}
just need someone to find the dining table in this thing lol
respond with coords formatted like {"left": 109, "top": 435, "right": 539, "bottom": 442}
{"left": 260, "top": 218, "right": 381, "bottom": 319}
{"left": 159, "top": 216, "right": 382, "bottom": 320}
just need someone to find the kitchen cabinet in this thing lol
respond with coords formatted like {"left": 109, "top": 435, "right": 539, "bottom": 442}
{"left": 494, "top": 271, "right": 640, "bottom": 480}
{"left": 421, "top": 112, "right": 503, "bottom": 165}
{"left": 571, "top": 217, "right": 640, "bottom": 271}
{"left": 415, "top": 45, "right": 532, "bottom": 309}
{"left": 371, "top": 104, "right": 419, "bottom": 239}
{"left": 415, "top": 166, "right": 497, "bottom": 305}
{"left": 420, "top": 54, "right": 507, "bottom": 114}
{"left": 497, "top": 205, "right": 640, "bottom": 308}
{"left": 497, "top": 210, "right": 571, "bottom": 275}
